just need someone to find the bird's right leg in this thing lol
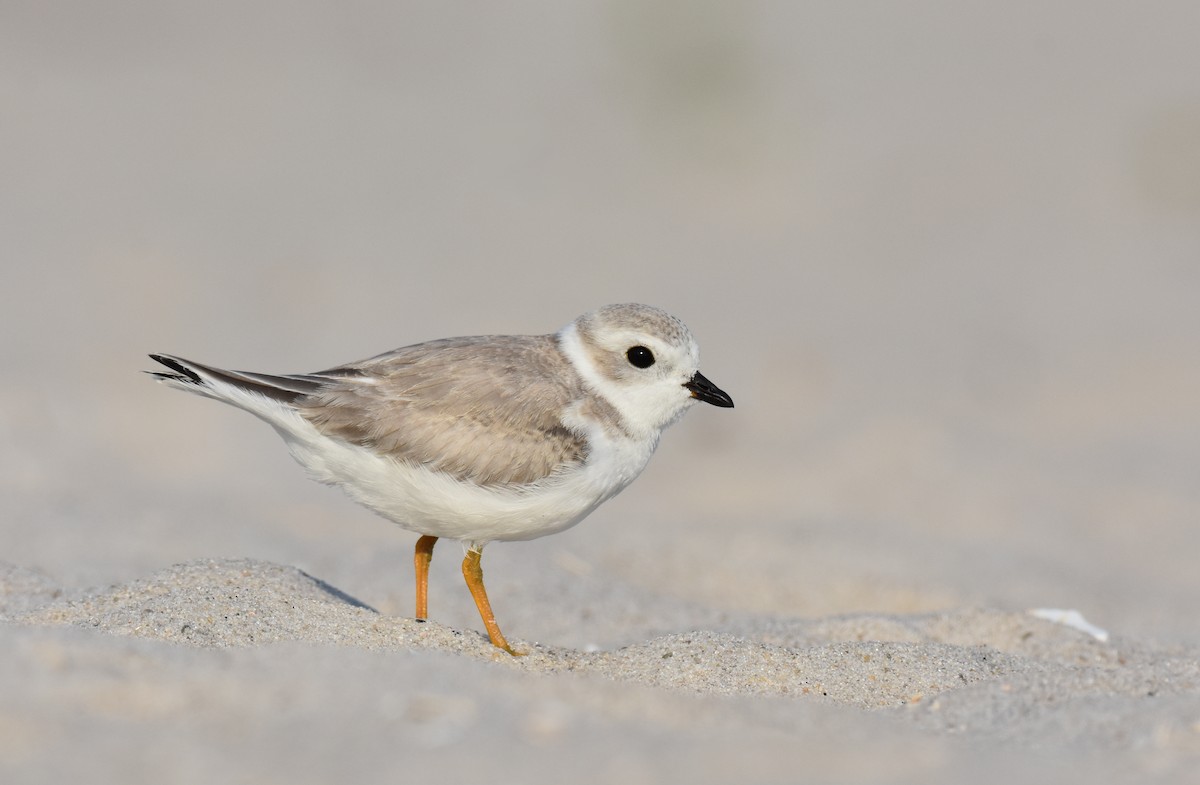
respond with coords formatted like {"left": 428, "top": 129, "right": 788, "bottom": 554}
{"left": 414, "top": 535, "right": 438, "bottom": 620}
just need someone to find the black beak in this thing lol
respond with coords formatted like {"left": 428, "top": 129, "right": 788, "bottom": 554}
{"left": 684, "top": 371, "right": 734, "bottom": 408}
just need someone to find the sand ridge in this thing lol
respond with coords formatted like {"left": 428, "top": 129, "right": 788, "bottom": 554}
{"left": 6, "top": 556, "right": 1198, "bottom": 777}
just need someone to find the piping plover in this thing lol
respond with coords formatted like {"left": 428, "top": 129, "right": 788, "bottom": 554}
{"left": 149, "top": 303, "right": 733, "bottom": 654}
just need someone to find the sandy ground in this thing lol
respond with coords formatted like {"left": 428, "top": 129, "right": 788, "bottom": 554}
{"left": 3, "top": 2, "right": 1200, "bottom": 783}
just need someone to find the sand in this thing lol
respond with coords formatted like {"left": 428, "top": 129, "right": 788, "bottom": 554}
{"left": 3, "top": 558, "right": 1198, "bottom": 784}
{"left": 3, "top": 2, "right": 1200, "bottom": 783}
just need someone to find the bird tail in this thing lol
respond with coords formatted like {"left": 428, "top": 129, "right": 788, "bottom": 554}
{"left": 149, "top": 353, "right": 327, "bottom": 402}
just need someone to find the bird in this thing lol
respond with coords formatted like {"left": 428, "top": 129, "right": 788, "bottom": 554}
{"left": 148, "top": 303, "right": 733, "bottom": 654}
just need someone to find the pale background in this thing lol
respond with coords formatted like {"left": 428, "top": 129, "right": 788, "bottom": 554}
{"left": 2, "top": 2, "right": 1199, "bottom": 782}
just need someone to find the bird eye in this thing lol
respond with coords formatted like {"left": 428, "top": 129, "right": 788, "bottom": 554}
{"left": 626, "top": 346, "right": 655, "bottom": 368}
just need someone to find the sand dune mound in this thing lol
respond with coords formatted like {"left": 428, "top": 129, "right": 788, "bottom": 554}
{"left": 13, "top": 558, "right": 1195, "bottom": 722}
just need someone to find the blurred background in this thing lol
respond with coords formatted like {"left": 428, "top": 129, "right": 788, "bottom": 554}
{"left": 2, "top": 1, "right": 1198, "bottom": 645}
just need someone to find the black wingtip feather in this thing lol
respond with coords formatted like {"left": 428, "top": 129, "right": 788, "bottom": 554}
{"left": 148, "top": 354, "right": 205, "bottom": 386}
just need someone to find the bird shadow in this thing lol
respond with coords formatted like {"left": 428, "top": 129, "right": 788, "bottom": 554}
{"left": 299, "top": 569, "right": 379, "bottom": 613}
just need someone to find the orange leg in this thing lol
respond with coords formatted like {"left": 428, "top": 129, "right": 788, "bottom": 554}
{"left": 414, "top": 535, "right": 437, "bottom": 620}
{"left": 462, "top": 548, "right": 521, "bottom": 656}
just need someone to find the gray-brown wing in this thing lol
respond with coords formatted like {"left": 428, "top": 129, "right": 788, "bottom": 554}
{"left": 295, "top": 335, "right": 587, "bottom": 487}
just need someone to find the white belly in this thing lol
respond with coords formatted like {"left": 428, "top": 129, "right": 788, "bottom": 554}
{"left": 271, "top": 409, "right": 658, "bottom": 548}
